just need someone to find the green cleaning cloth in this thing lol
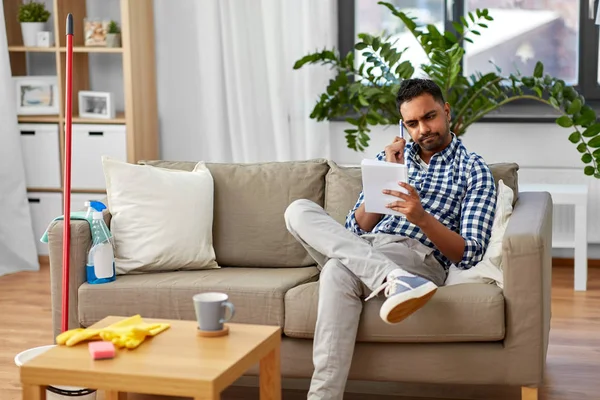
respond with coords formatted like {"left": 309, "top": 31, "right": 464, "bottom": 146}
{"left": 40, "top": 212, "right": 94, "bottom": 243}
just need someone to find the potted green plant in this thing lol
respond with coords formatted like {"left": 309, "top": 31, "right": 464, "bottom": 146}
{"left": 18, "top": 0, "right": 51, "bottom": 47}
{"left": 293, "top": 2, "right": 600, "bottom": 177}
{"left": 106, "top": 20, "right": 121, "bottom": 48}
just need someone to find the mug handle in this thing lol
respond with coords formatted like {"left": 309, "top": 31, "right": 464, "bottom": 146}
{"left": 220, "top": 301, "right": 235, "bottom": 323}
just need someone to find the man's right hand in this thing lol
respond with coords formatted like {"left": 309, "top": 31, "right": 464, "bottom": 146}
{"left": 384, "top": 136, "right": 406, "bottom": 164}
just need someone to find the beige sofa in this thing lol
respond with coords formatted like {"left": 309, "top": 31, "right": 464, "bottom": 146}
{"left": 48, "top": 158, "right": 552, "bottom": 399}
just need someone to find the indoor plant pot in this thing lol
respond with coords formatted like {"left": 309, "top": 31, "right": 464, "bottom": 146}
{"left": 18, "top": 1, "right": 51, "bottom": 47}
{"left": 106, "top": 33, "right": 121, "bottom": 48}
{"left": 106, "top": 20, "right": 121, "bottom": 48}
{"left": 20, "top": 21, "right": 45, "bottom": 46}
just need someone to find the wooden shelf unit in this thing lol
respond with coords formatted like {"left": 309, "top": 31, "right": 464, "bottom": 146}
{"left": 4, "top": 0, "right": 159, "bottom": 192}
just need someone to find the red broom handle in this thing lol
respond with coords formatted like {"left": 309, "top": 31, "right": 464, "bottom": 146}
{"left": 61, "top": 13, "right": 74, "bottom": 333}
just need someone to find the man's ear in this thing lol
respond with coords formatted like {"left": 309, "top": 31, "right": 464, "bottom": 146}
{"left": 444, "top": 102, "right": 451, "bottom": 121}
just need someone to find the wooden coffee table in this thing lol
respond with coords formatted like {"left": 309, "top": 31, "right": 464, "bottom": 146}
{"left": 20, "top": 316, "right": 281, "bottom": 400}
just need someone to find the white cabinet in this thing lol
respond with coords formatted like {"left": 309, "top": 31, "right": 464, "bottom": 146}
{"left": 71, "top": 124, "right": 126, "bottom": 189}
{"left": 19, "top": 124, "right": 61, "bottom": 189}
{"left": 28, "top": 192, "right": 62, "bottom": 255}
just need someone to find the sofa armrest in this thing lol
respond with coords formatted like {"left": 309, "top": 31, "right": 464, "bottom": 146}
{"left": 48, "top": 209, "right": 112, "bottom": 339}
{"left": 501, "top": 191, "right": 552, "bottom": 385}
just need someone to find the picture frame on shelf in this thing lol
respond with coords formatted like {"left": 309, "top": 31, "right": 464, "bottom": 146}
{"left": 78, "top": 91, "right": 115, "bottom": 119}
{"left": 14, "top": 76, "right": 59, "bottom": 115}
{"left": 84, "top": 19, "right": 109, "bottom": 46}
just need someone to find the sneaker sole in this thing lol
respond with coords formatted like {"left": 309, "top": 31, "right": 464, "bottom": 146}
{"left": 380, "top": 281, "right": 438, "bottom": 324}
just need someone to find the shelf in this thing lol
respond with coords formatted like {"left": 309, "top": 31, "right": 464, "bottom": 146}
{"left": 70, "top": 112, "right": 126, "bottom": 124}
{"left": 18, "top": 115, "right": 60, "bottom": 123}
{"left": 8, "top": 46, "right": 123, "bottom": 53}
{"left": 27, "top": 187, "right": 63, "bottom": 193}
{"left": 60, "top": 47, "right": 123, "bottom": 53}
{"left": 553, "top": 239, "right": 576, "bottom": 249}
{"left": 26, "top": 187, "right": 107, "bottom": 194}
{"left": 70, "top": 189, "right": 107, "bottom": 194}
{"left": 17, "top": 114, "right": 126, "bottom": 125}
{"left": 8, "top": 46, "right": 57, "bottom": 52}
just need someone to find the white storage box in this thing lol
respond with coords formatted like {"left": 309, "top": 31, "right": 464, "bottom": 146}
{"left": 71, "top": 124, "right": 127, "bottom": 189}
{"left": 28, "top": 192, "right": 62, "bottom": 255}
{"left": 19, "top": 124, "right": 62, "bottom": 189}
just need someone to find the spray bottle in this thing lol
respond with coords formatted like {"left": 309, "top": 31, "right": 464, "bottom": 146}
{"left": 86, "top": 206, "right": 116, "bottom": 285}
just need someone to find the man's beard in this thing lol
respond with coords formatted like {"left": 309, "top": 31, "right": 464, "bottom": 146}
{"left": 418, "top": 132, "right": 444, "bottom": 151}
{"left": 419, "top": 122, "right": 450, "bottom": 151}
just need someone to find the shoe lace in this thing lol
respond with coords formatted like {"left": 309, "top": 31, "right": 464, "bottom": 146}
{"left": 365, "top": 277, "right": 412, "bottom": 301}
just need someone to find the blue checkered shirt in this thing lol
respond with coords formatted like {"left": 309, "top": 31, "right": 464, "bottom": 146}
{"left": 345, "top": 134, "right": 497, "bottom": 270}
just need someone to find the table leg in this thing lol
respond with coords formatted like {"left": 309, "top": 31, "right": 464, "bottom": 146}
{"left": 22, "top": 385, "right": 46, "bottom": 400}
{"left": 574, "top": 201, "right": 587, "bottom": 291}
{"left": 260, "top": 343, "right": 281, "bottom": 400}
{"left": 105, "top": 391, "right": 127, "bottom": 400}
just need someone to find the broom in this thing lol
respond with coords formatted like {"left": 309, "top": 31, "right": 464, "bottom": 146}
{"left": 61, "top": 13, "right": 74, "bottom": 333}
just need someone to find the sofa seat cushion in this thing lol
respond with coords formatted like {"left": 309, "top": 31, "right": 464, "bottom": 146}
{"left": 78, "top": 266, "right": 319, "bottom": 328}
{"left": 284, "top": 281, "right": 505, "bottom": 343}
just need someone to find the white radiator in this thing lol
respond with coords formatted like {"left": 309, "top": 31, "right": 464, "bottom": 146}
{"left": 518, "top": 167, "right": 600, "bottom": 244}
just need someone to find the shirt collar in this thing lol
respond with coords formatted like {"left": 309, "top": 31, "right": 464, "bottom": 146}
{"left": 407, "top": 132, "right": 459, "bottom": 166}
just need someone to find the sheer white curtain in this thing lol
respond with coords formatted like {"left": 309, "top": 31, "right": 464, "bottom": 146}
{"left": 156, "top": 0, "right": 337, "bottom": 163}
{"left": 0, "top": 2, "right": 40, "bottom": 276}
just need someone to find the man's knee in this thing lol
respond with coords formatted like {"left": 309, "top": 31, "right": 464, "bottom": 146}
{"left": 320, "top": 260, "right": 362, "bottom": 295}
{"left": 284, "top": 198, "right": 318, "bottom": 230}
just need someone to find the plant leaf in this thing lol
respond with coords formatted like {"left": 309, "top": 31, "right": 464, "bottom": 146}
{"left": 533, "top": 62, "right": 543, "bottom": 78}
{"left": 582, "top": 123, "right": 600, "bottom": 137}
{"left": 589, "top": 135, "right": 600, "bottom": 148}
{"left": 556, "top": 115, "right": 573, "bottom": 127}
{"left": 584, "top": 166, "right": 595, "bottom": 175}
{"left": 574, "top": 105, "right": 596, "bottom": 126}
{"left": 568, "top": 132, "right": 581, "bottom": 143}
{"left": 567, "top": 98, "right": 582, "bottom": 115}
{"left": 582, "top": 153, "right": 593, "bottom": 163}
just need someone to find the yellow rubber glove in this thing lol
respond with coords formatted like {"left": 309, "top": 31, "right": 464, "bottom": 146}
{"left": 56, "top": 315, "right": 170, "bottom": 348}
{"left": 56, "top": 328, "right": 85, "bottom": 345}
{"left": 56, "top": 328, "right": 102, "bottom": 346}
{"left": 101, "top": 323, "right": 170, "bottom": 349}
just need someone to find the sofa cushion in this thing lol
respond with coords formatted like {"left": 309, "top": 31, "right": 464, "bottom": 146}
{"left": 324, "top": 160, "right": 520, "bottom": 224}
{"left": 101, "top": 157, "right": 219, "bottom": 275}
{"left": 324, "top": 160, "right": 363, "bottom": 226}
{"left": 284, "top": 281, "right": 505, "bottom": 342}
{"left": 78, "top": 266, "right": 319, "bottom": 328}
{"left": 138, "top": 159, "right": 329, "bottom": 267}
{"left": 489, "top": 162, "right": 519, "bottom": 204}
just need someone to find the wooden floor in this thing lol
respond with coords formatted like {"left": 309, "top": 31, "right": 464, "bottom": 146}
{"left": 1, "top": 263, "right": 599, "bottom": 400}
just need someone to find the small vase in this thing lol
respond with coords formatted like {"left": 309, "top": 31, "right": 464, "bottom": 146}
{"left": 20, "top": 22, "right": 45, "bottom": 47}
{"left": 106, "top": 33, "right": 121, "bottom": 48}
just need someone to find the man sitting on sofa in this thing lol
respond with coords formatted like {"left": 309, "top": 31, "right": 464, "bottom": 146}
{"left": 284, "top": 78, "right": 497, "bottom": 399}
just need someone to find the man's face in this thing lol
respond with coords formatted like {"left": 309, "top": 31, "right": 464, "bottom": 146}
{"left": 400, "top": 93, "right": 452, "bottom": 152}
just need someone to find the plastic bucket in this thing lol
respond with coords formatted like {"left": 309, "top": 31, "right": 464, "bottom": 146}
{"left": 14, "top": 345, "right": 96, "bottom": 399}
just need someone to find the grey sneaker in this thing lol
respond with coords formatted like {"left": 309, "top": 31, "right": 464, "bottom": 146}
{"left": 366, "top": 273, "right": 437, "bottom": 324}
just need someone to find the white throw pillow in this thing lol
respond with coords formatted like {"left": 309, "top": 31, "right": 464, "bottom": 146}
{"left": 101, "top": 156, "right": 219, "bottom": 274}
{"left": 445, "top": 179, "right": 514, "bottom": 288}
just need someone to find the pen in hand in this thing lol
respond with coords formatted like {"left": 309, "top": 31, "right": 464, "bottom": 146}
{"left": 384, "top": 121, "right": 406, "bottom": 164}
{"left": 399, "top": 119, "right": 404, "bottom": 140}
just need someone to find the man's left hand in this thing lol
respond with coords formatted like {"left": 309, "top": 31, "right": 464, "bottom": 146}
{"left": 383, "top": 182, "right": 427, "bottom": 226}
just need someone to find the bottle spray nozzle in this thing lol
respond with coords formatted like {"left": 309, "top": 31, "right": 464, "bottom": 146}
{"left": 90, "top": 201, "right": 107, "bottom": 212}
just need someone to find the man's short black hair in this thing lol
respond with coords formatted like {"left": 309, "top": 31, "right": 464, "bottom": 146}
{"left": 396, "top": 78, "right": 445, "bottom": 111}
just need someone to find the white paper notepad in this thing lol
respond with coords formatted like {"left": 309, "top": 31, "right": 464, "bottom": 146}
{"left": 360, "top": 159, "right": 409, "bottom": 216}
